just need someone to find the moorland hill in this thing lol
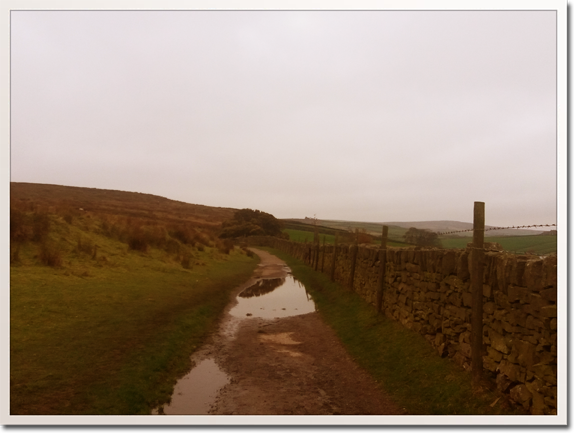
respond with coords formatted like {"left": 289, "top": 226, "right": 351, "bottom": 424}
{"left": 10, "top": 182, "right": 236, "bottom": 227}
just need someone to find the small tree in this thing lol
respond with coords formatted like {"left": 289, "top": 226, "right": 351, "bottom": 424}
{"left": 404, "top": 227, "right": 441, "bottom": 247}
{"left": 219, "top": 208, "right": 285, "bottom": 239}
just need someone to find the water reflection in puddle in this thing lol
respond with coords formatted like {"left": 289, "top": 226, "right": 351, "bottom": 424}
{"left": 155, "top": 358, "right": 229, "bottom": 415}
{"left": 153, "top": 271, "right": 315, "bottom": 415}
{"left": 229, "top": 275, "right": 316, "bottom": 319}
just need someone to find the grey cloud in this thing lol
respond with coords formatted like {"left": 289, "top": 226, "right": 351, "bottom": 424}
{"left": 10, "top": 9, "right": 558, "bottom": 227}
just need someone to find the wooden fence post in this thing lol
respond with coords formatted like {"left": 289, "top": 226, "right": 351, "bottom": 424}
{"left": 330, "top": 233, "right": 338, "bottom": 281}
{"left": 321, "top": 235, "right": 326, "bottom": 273}
{"left": 313, "top": 223, "right": 319, "bottom": 270}
{"left": 471, "top": 201, "right": 485, "bottom": 387}
{"left": 349, "top": 241, "right": 358, "bottom": 291}
{"left": 376, "top": 225, "right": 389, "bottom": 313}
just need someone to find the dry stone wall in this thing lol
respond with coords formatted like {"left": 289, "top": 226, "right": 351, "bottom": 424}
{"left": 243, "top": 236, "right": 558, "bottom": 415}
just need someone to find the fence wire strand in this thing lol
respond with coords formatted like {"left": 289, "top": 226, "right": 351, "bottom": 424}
{"left": 438, "top": 224, "right": 556, "bottom": 236}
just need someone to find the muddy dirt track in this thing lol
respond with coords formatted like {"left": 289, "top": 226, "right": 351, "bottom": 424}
{"left": 157, "top": 248, "right": 405, "bottom": 416}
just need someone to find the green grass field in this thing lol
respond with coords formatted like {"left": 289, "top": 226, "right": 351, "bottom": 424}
{"left": 283, "top": 228, "right": 410, "bottom": 248}
{"left": 10, "top": 211, "right": 259, "bottom": 415}
{"left": 285, "top": 218, "right": 558, "bottom": 255}
{"left": 284, "top": 228, "right": 556, "bottom": 254}
{"left": 284, "top": 229, "right": 336, "bottom": 244}
{"left": 11, "top": 249, "right": 257, "bottom": 415}
{"left": 440, "top": 235, "right": 557, "bottom": 254}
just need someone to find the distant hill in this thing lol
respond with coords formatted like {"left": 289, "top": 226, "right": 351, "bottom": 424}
{"left": 285, "top": 218, "right": 546, "bottom": 239}
{"left": 12, "top": 183, "right": 550, "bottom": 240}
{"left": 382, "top": 220, "right": 545, "bottom": 237}
{"left": 10, "top": 182, "right": 237, "bottom": 227}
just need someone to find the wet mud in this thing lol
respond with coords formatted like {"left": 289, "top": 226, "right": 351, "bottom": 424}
{"left": 153, "top": 248, "right": 405, "bottom": 416}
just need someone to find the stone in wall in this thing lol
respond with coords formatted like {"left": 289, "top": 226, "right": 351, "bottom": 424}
{"left": 441, "top": 250, "right": 457, "bottom": 275}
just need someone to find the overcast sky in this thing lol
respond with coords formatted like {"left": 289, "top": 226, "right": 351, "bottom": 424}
{"left": 10, "top": 9, "right": 559, "bottom": 227}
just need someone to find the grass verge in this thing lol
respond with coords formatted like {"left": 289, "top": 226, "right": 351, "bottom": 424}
{"left": 11, "top": 249, "right": 258, "bottom": 415}
{"left": 261, "top": 247, "right": 525, "bottom": 415}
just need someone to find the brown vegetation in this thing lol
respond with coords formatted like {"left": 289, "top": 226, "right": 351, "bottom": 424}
{"left": 219, "top": 208, "right": 286, "bottom": 239}
{"left": 10, "top": 182, "right": 242, "bottom": 268}
{"left": 38, "top": 241, "right": 63, "bottom": 267}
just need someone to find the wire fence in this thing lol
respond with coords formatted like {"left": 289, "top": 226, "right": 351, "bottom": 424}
{"left": 437, "top": 224, "right": 557, "bottom": 236}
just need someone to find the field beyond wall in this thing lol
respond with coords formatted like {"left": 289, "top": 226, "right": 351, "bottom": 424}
{"left": 283, "top": 228, "right": 557, "bottom": 255}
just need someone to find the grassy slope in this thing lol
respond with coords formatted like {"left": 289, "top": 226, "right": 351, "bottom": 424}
{"left": 262, "top": 247, "right": 525, "bottom": 415}
{"left": 10, "top": 183, "right": 259, "bottom": 415}
{"left": 11, "top": 233, "right": 258, "bottom": 415}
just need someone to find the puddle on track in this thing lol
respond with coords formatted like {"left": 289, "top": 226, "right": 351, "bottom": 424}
{"left": 154, "top": 358, "right": 229, "bottom": 415}
{"left": 229, "top": 275, "right": 316, "bottom": 319}
{"left": 153, "top": 270, "right": 316, "bottom": 415}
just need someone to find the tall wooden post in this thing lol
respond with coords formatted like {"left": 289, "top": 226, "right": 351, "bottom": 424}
{"left": 321, "top": 235, "right": 326, "bottom": 273}
{"left": 349, "top": 241, "right": 358, "bottom": 291}
{"left": 330, "top": 233, "right": 338, "bottom": 281}
{"left": 313, "top": 223, "right": 319, "bottom": 270}
{"left": 471, "top": 201, "right": 485, "bottom": 387}
{"left": 376, "top": 225, "right": 389, "bottom": 313}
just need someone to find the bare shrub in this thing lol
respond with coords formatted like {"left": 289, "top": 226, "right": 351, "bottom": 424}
{"left": 128, "top": 231, "right": 148, "bottom": 252}
{"left": 10, "top": 208, "right": 29, "bottom": 242}
{"left": 122, "top": 220, "right": 170, "bottom": 252}
{"left": 101, "top": 217, "right": 126, "bottom": 242}
{"left": 32, "top": 212, "right": 51, "bottom": 242}
{"left": 100, "top": 218, "right": 114, "bottom": 237}
{"left": 192, "top": 231, "right": 211, "bottom": 247}
{"left": 123, "top": 219, "right": 150, "bottom": 252}
{"left": 76, "top": 236, "right": 95, "bottom": 255}
{"left": 217, "top": 238, "right": 234, "bottom": 254}
{"left": 166, "top": 238, "right": 181, "bottom": 255}
{"left": 39, "top": 242, "right": 63, "bottom": 267}
{"left": 170, "top": 225, "right": 195, "bottom": 245}
{"left": 180, "top": 254, "right": 193, "bottom": 269}
{"left": 139, "top": 224, "right": 166, "bottom": 250}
